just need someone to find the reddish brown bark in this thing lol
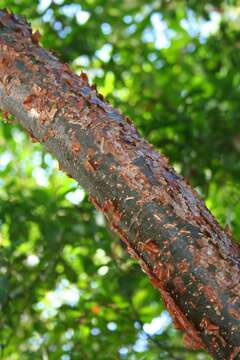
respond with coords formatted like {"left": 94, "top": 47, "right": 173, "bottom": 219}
{"left": 0, "top": 9, "right": 239, "bottom": 359}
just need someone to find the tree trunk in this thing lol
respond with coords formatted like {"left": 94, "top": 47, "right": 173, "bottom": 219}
{"left": 0, "top": 10, "right": 239, "bottom": 359}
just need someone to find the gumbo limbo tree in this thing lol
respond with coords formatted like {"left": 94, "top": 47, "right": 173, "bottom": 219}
{"left": 0, "top": 9, "right": 239, "bottom": 360}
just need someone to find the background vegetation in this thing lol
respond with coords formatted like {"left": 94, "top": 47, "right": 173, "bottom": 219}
{"left": 0, "top": 0, "right": 240, "bottom": 359}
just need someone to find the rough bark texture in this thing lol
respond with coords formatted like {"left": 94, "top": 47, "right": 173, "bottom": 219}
{"left": 0, "top": 10, "right": 239, "bottom": 359}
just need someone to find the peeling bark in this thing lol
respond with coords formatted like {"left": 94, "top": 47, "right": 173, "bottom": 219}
{"left": 0, "top": 9, "right": 239, "bottom": 359}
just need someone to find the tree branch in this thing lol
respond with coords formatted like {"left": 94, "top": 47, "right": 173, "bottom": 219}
{"left": 0, "top": 9, "right": 239, "bottom": 359}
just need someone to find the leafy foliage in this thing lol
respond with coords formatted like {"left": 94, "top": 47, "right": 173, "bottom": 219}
{"left": 0, "top": 0, "right": 239, "bottom": 359}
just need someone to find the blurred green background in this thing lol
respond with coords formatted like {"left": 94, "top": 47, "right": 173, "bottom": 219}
{"left": 0, "top": 0, "right": 240, "bottom": 359}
